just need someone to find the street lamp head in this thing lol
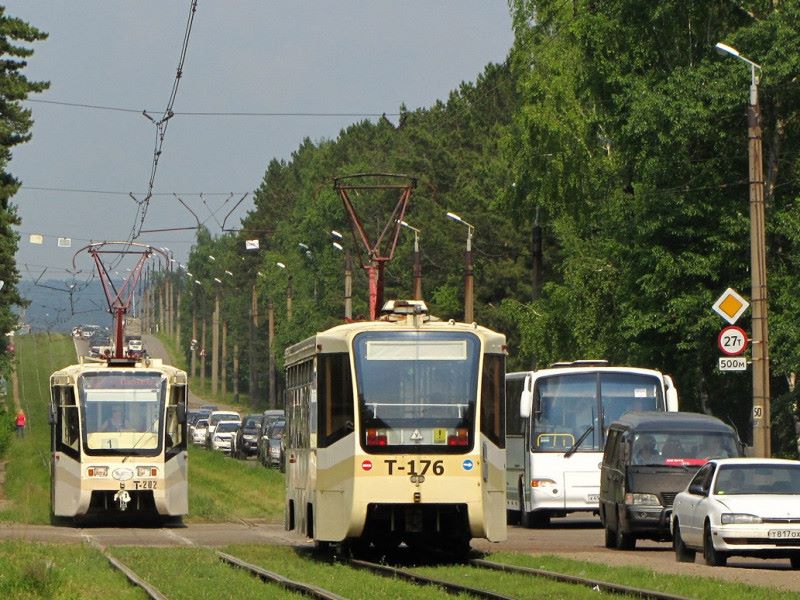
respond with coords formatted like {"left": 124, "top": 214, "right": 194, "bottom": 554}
{"left": 399, "top": 220, "right": 420, "bottom": 234}
{"left": 208, "top": 255, "right": 216, "bottom": 262}
{"left": 298, "top": 242, "right": 310, "bottom": 251}
{"left": 332, "top": 242, "right": 344, "bottom": 252}
{"left": 213, "top": 277, "right": 222, "bottom": 284}
{"left": 224, "top": 270, "right": 233, "bottom": 277}
{"left": 276, "top": 262, "right": 286, "bottom": 269}
{"left": 715, "top": 42, "right": 739, "bottom": 57}
{"left": 446, "top": 211, "right": 462, "bottom": 224}
{"left": 714, "top": 41, "right": 761, "bottom": 84}
{"left": 331, "top": 230, "right": 343, "bottom": 241}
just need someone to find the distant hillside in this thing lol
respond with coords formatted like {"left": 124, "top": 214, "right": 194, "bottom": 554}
{"left": 17, "top": 279, "right": 124, "bottom": 333}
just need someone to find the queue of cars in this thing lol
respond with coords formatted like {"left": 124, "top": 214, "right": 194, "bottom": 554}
{"left": 187, "top": 406, "right": 285, "bottom": 470}
{"left": 598, "top": 411, "right": 800, "bottom": 569}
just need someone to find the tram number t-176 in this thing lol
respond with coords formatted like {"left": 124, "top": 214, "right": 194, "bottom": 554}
{"left": 384, "top": 459, "right": 445, "bottom": 476}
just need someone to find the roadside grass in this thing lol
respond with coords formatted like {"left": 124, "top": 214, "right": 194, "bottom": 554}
{"left": 111, "top": 546, "right": 306, "bottom": 599}
{"left": 0, "top": 332, "right": 285, "bottom": 524}
{"left": 412, "top": 551, "right": 800, "bottom": 600}
{"left": 186, "top": 444, "right": 284, "bottom": 522}
{"left": 0, "top": 540, "right": 146, "bottom": 599}
{"left": 0, "top": 333, "right": 76, "bottom": 523}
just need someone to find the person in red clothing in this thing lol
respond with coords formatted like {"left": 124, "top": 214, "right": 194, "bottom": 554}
{"left": 15, "top": 409, "right": 26, "bottom": 438}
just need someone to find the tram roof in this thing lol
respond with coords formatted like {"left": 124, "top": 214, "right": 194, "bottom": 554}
{"left": 285, "top": 314, "right": 506, "bottom": 363}
{"left": 51, "top": 356, "right": 186, "bottom": 379}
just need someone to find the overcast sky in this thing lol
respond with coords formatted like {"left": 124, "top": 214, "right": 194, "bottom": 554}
{"left": 5, "top": 1, "right": 513, "bottom": 284}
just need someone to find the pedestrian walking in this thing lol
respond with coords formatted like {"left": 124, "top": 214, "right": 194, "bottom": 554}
{"left": 15, "top": 409, "right": 26, "bottom": 438}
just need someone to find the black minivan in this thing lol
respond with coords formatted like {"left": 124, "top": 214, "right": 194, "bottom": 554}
{"left": 599, "top": 411, "right": 743, "bottom": 550}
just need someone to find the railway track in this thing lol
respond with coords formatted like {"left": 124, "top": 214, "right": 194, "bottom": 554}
{"left": 97, "top": 541, "right": 693, "bottom": 600}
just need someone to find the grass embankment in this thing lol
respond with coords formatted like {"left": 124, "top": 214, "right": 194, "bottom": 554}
{"left": 0, "top": 333, "right": 285, "bottom": 524}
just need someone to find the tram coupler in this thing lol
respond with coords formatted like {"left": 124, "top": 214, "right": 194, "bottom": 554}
{"left": 114, "top": 489, "right": 131, "bottom": 511}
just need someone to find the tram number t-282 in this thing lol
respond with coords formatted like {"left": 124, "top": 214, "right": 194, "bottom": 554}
{"left": 133, "top": 480, "right": 157, "bottom": 490}
{"left": 384, "top": 459, "right": 444, "bottom": 476}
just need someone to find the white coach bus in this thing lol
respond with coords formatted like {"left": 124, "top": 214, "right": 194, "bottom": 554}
{"left": 284, "top": 300, "right": 507, "bottom": 555}
{"left": 506, "top": 361, "right": 678, "bottom": 527}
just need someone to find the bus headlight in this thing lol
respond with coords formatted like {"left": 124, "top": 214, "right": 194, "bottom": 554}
{"left": 531, "top": 478, "right": 557, "bottom": 488}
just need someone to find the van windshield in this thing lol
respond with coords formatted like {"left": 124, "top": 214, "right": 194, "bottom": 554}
{"left": 632, "top": 432, "right": 739, "bottom": 466}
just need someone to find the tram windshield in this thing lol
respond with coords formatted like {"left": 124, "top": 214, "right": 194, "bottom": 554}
{"left": 532, "top": 372, "right": 663, "bottom": 453}
{"left": 78, "top": 371, "right": 166, "bottom": 453}
{"left": 354, "top": 331, "right": 480, "bottom": 452}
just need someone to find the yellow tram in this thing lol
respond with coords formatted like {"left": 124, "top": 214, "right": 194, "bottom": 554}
{"left": 284, "top": 300, "right": 506, "bottom": 554}
{"left": 49, "top": 356, "right": 189, "bottom": 521}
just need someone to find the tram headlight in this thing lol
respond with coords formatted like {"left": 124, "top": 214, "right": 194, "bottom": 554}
{"left": 136, "top": 466, "right": 158, "bottom": 478}
{"left": 87, "top": 466, "right": 108, "bottom": 477}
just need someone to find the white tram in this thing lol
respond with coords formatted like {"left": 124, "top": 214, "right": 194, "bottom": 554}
{"left": 284, "top": 300, "right": 507, "bottom": 553}
{"left": 49, "top": 356, "right": 189, "bottom": 521}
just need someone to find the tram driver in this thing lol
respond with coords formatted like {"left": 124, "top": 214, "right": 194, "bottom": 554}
{"left": 101, "top": 406, "right": 130, "bottom": 432}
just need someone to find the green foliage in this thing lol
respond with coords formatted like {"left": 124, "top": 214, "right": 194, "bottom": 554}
{"left": 0, "top": 8, "right": 49, "bottom": 377}
{"left": 175, "top": 2, "right": 800, "bottom": 453}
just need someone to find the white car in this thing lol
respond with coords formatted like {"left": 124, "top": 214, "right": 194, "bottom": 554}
{"left": 191, "top": 419, "right": 209, "bottom": 445}
{"left": 210, "top": 420, "right": 240, "bottom": 453}
{"left": 204, "top": 410, "right": 241, "bottom": 447}
{"left": 671, "top": 458, "right": 800, "bottom": 568}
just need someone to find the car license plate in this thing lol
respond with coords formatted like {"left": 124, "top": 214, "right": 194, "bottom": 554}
{"left": 768, "top": 529, "right": 800, "bottom": 539}
{"left": 587, "top": 494, "right": 599, "bottom": 503}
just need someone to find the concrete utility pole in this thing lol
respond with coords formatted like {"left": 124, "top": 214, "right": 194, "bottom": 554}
{"left": 716, "top": 42, "right": 770, "bottom": 456}
{"left": 268, "top": 297, "right": 275, "bottom": 407}
{"left": 447, "top": 212, "right": 475, "bottom": 323}
{"left": 211, "top": 290, "right": 220, "bottom": 396}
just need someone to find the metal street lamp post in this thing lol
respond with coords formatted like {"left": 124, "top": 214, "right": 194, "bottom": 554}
{"left": 446, "top": 211, "right": 475, "bottom": 323}
{"left": 716, "top": 42, "right": 770, "bottom": 457}
{"left": 399, "top": 220, "right": 423, "bottom": 300}
{"left": 332, "top": 230, "right": 353, "bottom": 320}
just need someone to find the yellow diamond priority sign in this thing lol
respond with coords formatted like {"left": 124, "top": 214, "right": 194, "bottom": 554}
{"left": 712, "top": 288, "right": 749, "bottom": 325}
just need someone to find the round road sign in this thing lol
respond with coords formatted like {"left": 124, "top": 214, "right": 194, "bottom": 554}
{"left": 718, "top": 325, "right": 749, "bottom": 356}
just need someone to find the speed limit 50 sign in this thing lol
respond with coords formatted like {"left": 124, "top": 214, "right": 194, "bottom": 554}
{"left": 718, "top": 325, "right": 749, "bottom": 356}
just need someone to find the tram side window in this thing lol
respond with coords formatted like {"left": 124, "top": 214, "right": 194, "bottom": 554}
{"left": 481, "top": 353, "right": 505, "bottom": 448}
{"left": 165, "top": 384, "right": 186, "bottom": 452}
{"left": 56, "top": 386, "right": 80, "bottom": 456}
{"left": 286, "top": 362, "right": 310, "bottom": 451}
{"left": 317, "top": 353, "right": 353, "bottom": 448}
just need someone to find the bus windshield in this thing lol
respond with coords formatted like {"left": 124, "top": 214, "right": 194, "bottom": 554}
{"left": 78, "top": 371, "right": 166, "bottom": 453}
{"left": 354, "top": 331, "right": 480, "bottom": 452}
{"left": 532, "top": 372, "right": 663, "bottom": 453}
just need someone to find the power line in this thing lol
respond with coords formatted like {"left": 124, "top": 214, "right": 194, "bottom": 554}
{"left": 18, "top": 185, "right": 247, "bottom": 196}
{"left": 131, "top": 0, "right": 199, "bottom": 241}
{"left": 24, "top": 98, "right": 399, "bottom": 118}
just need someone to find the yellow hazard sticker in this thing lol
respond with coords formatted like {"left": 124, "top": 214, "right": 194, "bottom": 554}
{"left": 433, "top": 428, "right": 447, "bottom": 443}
